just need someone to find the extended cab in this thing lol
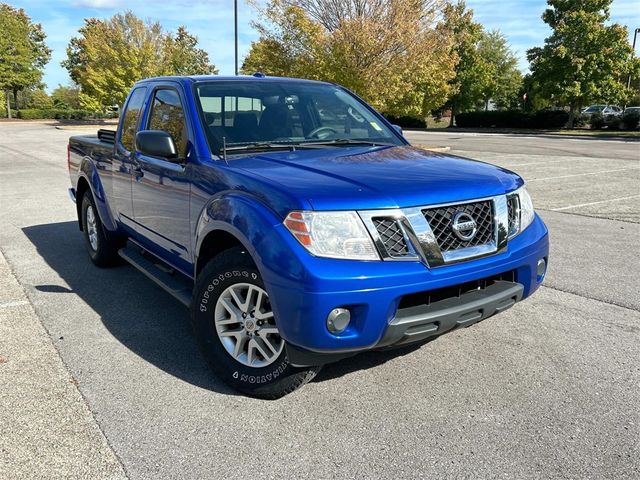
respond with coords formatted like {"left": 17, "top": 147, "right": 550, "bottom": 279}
{"left": 68, "top": 75, "right": 549, "bottom": 398}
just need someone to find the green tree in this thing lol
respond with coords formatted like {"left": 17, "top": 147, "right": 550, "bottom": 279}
{"left": 0, "top": 3, "right": 51, "bottom": 117}
{"left": 51, "top": 85, "right": 82, "bottom": 109}
{"left": 477, "top": 30, "right": 522, "bottom": 110}
{"left": 243, "top": 0, "right": 457, "bottom": 119}
{"left": 63, "top": 12, "right": 217, "bottom": 109}
{"left": 527, "top": 0, "right": 640, "bottom": 127}
{"left": 21, "top": 87, "right": 52, "bottom": 108}
{"left": 440, "top": 1, "right": 489, "bottom": 126}
{"left": 164, "top": 26, "right": 219, "bottom": 76}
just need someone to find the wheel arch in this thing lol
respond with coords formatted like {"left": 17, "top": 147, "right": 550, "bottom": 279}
{"left": 193, "top": 192, "right": 285, "bottom": 281}
{"left": 195, "top": 229, "right": 256, "bottom": 277}
{"left": 77, "top": 157, "right": 118, "bottom": 232}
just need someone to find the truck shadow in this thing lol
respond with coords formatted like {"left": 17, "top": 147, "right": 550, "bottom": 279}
{"left": 23, "top": 221, "right": 425, "bottom": 393}
{"left": 23, "top": 221, "right": 236, "bottom": 396}
{"left": 314, "top": 343, "right": 423, "bottom": 383}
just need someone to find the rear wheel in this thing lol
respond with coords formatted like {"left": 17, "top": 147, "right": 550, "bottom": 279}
{"left": 81, "top": 190, "right": 122, "bottom": 267}
{"left": 191, "top": 247, "right": 320, "bottom": 399}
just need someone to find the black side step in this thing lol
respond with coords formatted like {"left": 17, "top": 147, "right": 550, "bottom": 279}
{"left": 118, "top": 246, "right": 192, "bottom": 307}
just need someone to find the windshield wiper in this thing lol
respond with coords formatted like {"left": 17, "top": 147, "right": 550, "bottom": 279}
{"left": 224, "top": 142, "right": 300, "bottom": 153}
{"left": 221, "top": 140, "right": 300, "bottom": 160}
{"left": 219, "top": 139, "right": 395, "bottom": 160}
{"left": 295, "top": 139, "right": 396, "bottom": 148}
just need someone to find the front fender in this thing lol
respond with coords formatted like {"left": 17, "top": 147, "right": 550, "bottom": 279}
{"left": 79, "top": 157, "right": 117, "bottom": 232}
{"left": 195, "top": 192, "right": 286, "bottom": 273}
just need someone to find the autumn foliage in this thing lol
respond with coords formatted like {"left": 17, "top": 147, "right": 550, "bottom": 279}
{"left": 242, "top": 0, "right": 457, "bottom": 119}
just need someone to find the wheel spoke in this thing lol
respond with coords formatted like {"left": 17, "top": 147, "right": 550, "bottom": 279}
{"left": 257, "top": 331, "right": 279, "bottom": 354}
{"left": 258, "top": 327, "right": 279, "bottom": 336}
{"left": 219, "top": 328, "right": 243, "bottom": 338}
{"left": 245, "top": 285, "right": 257, "bottom": 312}
{"left": 247, "top": 340, "right": 255, "bottom": 364}
{"left": 228, "top": 287, "right": 245, "bottom": 311}
{"left": 249, "top": 338, "right": 270, "bottom": 363}
{"left": 233, "top": 335, "right": 248, "bottom": 358}
{"left": 254, "top": 289, "right": 264, "bottom": 312}
{"left": 254, "top": 310, "right": 274, "bottom": 321}
{"left": 219, "top": 298, "right": 242, "bottom": 321}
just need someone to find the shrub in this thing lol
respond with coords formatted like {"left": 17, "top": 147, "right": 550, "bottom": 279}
{"left": 455, "top": 109, "right": 571, "bottom": 129}
{"left": 382, "top": 114, "right": 426, "bottom": 129}
{"left": 531, "top": 110, "right": 569, "bottom": 128}
{"left": 589, "top": 112, "right": 605, "bottom": 129}
{"left": 455, "top": 110, "right": 531, "bottom": 128}
{"left": 16, "top": 109, "right": 110, "bottom": 120}
{"left": 0, "top": 109, "right": 18, "bottom": 119}
{"left": 621, "top": 109, "right": 640, "bottom": 130}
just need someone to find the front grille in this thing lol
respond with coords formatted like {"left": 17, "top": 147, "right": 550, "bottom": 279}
{"left": 422, "top": 200, "right": 494, "bottom": 252}
{"left": 507, "top": 194, "right": 520, "bottom": 237}
{"left": 373, "top": 218, "right": 409, "bottom": 257}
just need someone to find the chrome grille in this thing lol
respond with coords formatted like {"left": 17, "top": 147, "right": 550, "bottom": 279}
{"left": 507, "top": 194, "right": 520, "bottom": 237}
{"left": 422, "top": 201, "right": 494, "bottom": 252}
{"left": 373, "top": 218, "right": 409, "bottom": 257}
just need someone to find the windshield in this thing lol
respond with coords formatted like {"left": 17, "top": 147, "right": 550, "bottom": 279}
{"left": 194, "top": 80, "right": 403, "bottom": 155}
{"left": 584, "top": 105, "right": 605, "bottom": 113}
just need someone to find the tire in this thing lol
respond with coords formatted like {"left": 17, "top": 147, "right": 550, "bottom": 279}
{"left": 81, "top": 190, "right": 123, "bottom": 267}
{"left": 191, "top": 247, "right": 321, "bottom": 399}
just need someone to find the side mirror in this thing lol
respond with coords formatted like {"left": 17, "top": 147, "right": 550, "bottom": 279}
{"left": 392, "top": 124, "right": 403, "bottom": 136}
{"left": 135, "top": 130, "right": 179, "bottom": 161}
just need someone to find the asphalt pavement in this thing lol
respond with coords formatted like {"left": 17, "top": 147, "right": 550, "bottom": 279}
{"left": 0, "top": 123, "right": 638, "bottom": 479}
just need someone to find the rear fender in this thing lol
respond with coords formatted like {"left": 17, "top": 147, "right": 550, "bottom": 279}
{"left": 79, "top": 157, "right": 118, "bottom": 232}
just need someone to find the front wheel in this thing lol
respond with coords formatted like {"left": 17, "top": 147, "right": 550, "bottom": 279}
{"left": 191, "top": 248, "right": 321, "bottom": 399}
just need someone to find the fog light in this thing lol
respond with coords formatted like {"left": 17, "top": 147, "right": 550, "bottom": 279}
{"left": 327, "top": 308, "right": 351, "bottom": 334}
{"left": 537, "top": 258, "right": 547, "bottom": 281}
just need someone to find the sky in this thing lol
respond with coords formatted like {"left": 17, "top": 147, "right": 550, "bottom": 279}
{"left": 8, "top": 0, "right": 640, "bottom": 92}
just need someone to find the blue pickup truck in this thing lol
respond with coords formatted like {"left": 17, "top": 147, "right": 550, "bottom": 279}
{"left": 68, "top": 75, "right": 549, "bottom": 398}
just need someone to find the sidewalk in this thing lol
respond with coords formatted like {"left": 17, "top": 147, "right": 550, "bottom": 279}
{"left": 0, "top": 250, "right": 126, "bottom": 479}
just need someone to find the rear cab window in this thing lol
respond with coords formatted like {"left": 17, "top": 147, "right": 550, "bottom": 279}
{"left": 119, "top": 87, "right": 147, "bottom": 152}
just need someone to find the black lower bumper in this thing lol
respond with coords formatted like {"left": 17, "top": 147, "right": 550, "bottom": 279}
{"left": 286, "top": 280, "right": 524, "bottom": 367}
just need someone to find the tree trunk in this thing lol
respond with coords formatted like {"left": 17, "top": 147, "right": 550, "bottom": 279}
{"left": 12, "top": 87, "right": 19, "bottom": 110}
{"left": 567, "top": 101, "right": 576, "bottom": 129}
{"left": 485, "top": 99, "right": 489, "bottom": 112}
{"left": 5, "top": 91, "right": 11, "bottom": 119}
{"left": 449, "top": 104, "right": 456, "bottom": 127}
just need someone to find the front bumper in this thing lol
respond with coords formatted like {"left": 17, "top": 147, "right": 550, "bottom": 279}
{"left": 258, "top": 213, "right": 549, "bottom": 366}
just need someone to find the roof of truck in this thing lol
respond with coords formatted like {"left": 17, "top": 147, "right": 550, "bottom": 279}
{"left": 135, "top": 74, "right": 331, "bottom": 85}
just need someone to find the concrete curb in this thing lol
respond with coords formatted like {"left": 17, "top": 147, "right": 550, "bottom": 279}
{"left": 411, "top": 144, "right": 451, "bottom": 153}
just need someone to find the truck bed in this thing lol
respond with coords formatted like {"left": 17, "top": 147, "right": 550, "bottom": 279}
{"left": 68, "top": 129, "right": 117, "bottom": 190}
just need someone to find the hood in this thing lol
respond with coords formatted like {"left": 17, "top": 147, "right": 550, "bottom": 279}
{"left": 231, "top": 145, "right": 523, "bottom": 211}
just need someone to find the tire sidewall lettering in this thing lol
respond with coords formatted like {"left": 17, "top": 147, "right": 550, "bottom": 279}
{"left": 201, "top": 269, "right": 250, "bottom": 313}
{"left": 236, "top": 358, "right": 289, "bottom": 384}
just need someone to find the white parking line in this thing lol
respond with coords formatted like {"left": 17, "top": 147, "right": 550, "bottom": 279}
{"left": 552, "top": 194, "right": 640, "bottom": 211}
{"left": 507, "top": 158, "right": 574, "bottom": 167}
{"left": 528, "top": 166, "right": 640, "bottom": 182}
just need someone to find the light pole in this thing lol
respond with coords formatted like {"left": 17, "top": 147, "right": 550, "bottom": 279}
{"left": 627, "top": 28, "right": 640, "bottom": 91}
{"left": 234, "top": 0, "right": 239, "bottom": 76}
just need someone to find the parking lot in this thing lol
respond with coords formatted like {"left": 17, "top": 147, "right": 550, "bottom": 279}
{"left": 1, "top": 123, "right": 639, "bottom": 478}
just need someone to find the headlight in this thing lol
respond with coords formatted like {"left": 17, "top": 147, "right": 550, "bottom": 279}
{"left": 284, "top": 211, "right": 379, "bottom": 260}
{"left": 512, "top": 185, "right": 535, "bottom": 235}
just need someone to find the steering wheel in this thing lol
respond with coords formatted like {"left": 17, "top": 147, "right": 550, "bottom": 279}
{"left": 307, "top": 126, "right": 339, "bottom": 140}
